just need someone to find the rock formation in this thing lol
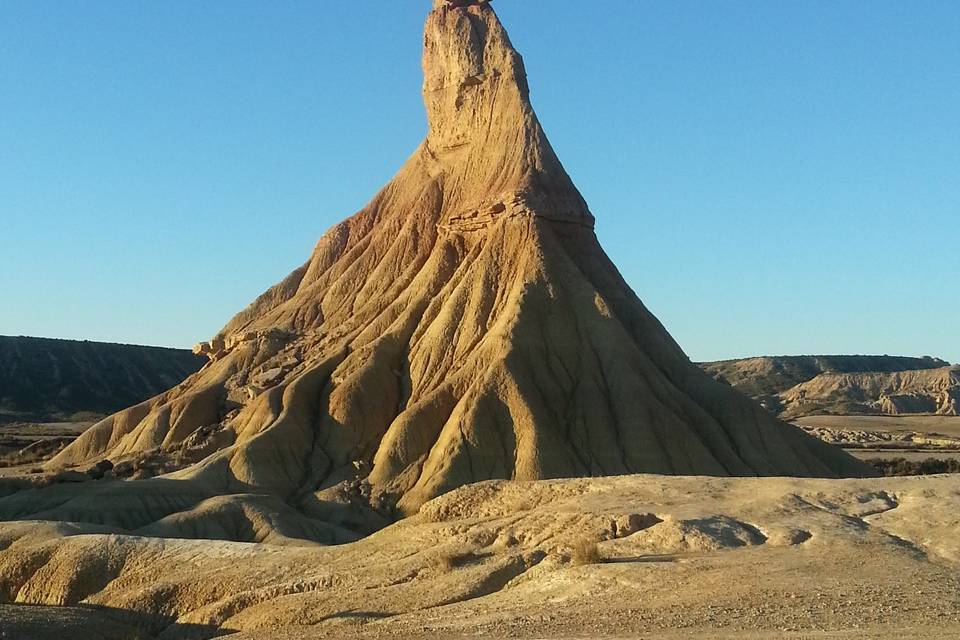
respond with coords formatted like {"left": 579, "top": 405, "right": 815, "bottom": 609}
{"left": 701, "top": 355, "right": 950, "bottom": 399}
{"left": 4, "top": 1, "right": 869, "bottom": 540}
{"left": 701, "top": 356, "right": 957, "bottom": 418}
{"left": 780, "top": 366, "right": 960, "bottom": 419}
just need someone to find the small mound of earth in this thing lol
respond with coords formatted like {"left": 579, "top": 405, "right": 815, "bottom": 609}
{"left": 137, "top": 494, "right": 360, "bottom": 546}
{"left": 602, "top": 515, "right": 768, "bottom": 558}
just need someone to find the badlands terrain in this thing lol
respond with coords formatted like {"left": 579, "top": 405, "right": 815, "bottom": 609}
{"left": 701, "top": 355, "right": 960, "bottom": 468}
{"left": 1, "top": 1, "right": 956, "bottom": 639}
{"left": 7, "top": 0, "right": 867, "bottom": 535}
{"left": 3, "top": 474, "right": 960, "bottom": 639}
{"left": 0, "top": 336, "right": 204, "bottom": 471}
{"left": 701, "top": 355, "right": 957, "bottom": 419}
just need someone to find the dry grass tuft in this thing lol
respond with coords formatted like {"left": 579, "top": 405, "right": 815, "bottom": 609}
{"left": 436, "top": 550, "right": 477, "bottom": 572}
{"left": 570, "top": 537, "right": 602, "bottom": 565}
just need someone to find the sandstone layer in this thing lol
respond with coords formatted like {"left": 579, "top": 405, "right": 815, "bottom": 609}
{"left": 2, "top": 2, "right": 869, "bottom": 541}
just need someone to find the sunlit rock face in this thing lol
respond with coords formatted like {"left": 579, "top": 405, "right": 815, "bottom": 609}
{"left": 36, "top": 1, "right": 870, "bottom": 541}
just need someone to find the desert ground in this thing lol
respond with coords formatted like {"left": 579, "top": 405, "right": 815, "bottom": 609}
{"left": 3, "top": 474, "right": 960, "bottom": 639}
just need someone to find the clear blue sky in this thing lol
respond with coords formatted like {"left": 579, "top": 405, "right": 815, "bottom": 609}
{"left": 2, "top": 1, "right": 957, "bottom": 363}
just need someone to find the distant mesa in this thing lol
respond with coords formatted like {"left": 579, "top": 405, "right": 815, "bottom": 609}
{"left": 0, "top": 335, "right": 204, "bottom": 425}
{"left": 0, "top": 2, "right": 870, "bottom": 545}
{"left": 700, "top": 355, "right": 958, "bottom": 418}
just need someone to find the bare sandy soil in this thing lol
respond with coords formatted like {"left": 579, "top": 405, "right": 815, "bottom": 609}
{"left": 2, "top": 474, "right": 960, "bottom": 639}
{"left": 1, "top": 604, "right": 955, "bottom": 640}
{"left": 235, "top": 627, "right": 960, "bottom": 640}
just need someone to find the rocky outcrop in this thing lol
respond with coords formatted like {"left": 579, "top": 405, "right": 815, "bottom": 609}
{"left": 701, "top": 355, "right": 949, "bottom": 398}
{"left": 779, "top": 366, "right": 960, "bottom": 419}
{"left": 4, "top": 1, "right": 870, "bottom": 542}
{"left": 0, "top": 336, "right": 205, "bottom": 424}
{"left": 701, "top": 355, "right": 953, "bottom": 416}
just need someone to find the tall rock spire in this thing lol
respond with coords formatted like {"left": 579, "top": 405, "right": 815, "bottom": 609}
{"left": 421, "top": 1, "right": 594, "bottom": 230}
{"left": 37, "top": 2, "right": 871, "bottom": 536}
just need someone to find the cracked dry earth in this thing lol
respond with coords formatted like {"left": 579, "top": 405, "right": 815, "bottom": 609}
{"left": 2, "top": 474, "right": 960, "bottom": 639}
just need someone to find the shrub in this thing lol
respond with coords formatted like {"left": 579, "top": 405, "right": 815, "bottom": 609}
{"left": 436, "top": 549, "right": 476, "bottom": 571}
{"left": 570, "top": 537, "right": 601, "bottom": 565}
{"left": 870, "top": 457, "right": 960, "bottom": 476}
